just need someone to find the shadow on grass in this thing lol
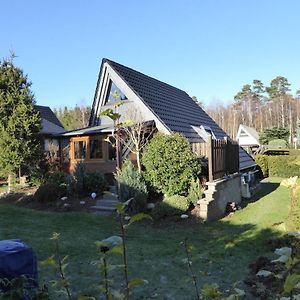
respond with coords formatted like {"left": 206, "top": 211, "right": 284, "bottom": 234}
{"left": 125, "top": 218, "right": 285, "bottom": 299}
{"left": 241, "top": 181, "right": 280, "bottom": 209}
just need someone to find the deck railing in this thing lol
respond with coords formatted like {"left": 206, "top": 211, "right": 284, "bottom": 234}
{"left": 192, "top": 136, "right": 239, "bottom": 182}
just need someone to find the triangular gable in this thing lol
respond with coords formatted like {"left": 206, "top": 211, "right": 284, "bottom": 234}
{"left": 89, "top": 60, "right": 169, "bottom": 134}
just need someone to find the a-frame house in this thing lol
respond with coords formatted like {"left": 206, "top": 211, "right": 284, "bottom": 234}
{"left": 60, "top": 58, "right": 255, "bottom": 177}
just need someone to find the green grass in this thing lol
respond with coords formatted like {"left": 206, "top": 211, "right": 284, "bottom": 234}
{"left": 0, "top": 178, "right": 291, "bottom": 299}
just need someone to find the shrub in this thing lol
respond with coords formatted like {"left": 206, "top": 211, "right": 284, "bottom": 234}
{"left": 29, "top": 169, "right": 46, "bottom": 186}
{"left": 151, "top": 195, "right": 189, "bottom": 219}
{"left": 46, "top": 171, "right": 67, "bottom": 187}
{"left": 259, "top": 127, "right": 289, "bottom": 144}
{"left": 85, "top": 172, "right": 106, "bottom": 195}
{"left": 268, "top": 139, "right": 288, "bottom": 148}
{"left": 142, "top": 133, "right": 201, "bottom": 196}
{"left": 188, "top": 178, "right": 203, "bottom": 206}
{"left": 67, "top": 164, "right": 107, "bottom": 197}
{"left": 255, "top": 154, "right": 269, "bottom": 177}
{"left": 115, "top": 160, "right": 148, "bottom": 214}
{"left": 73, "top": 163, "right": 86, "bottom": 196}
{"left": 33, "top": 182, "right": 64, "bottom": 203}
{"left": 268, "top": 156, "right": 300, "bottom": 177}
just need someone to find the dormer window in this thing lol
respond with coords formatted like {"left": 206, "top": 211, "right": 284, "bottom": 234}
{"left": 192, "top": 125, "right": 216, "bottom": 142}
{"left": 105, "top": 80, "right": 127, "bottom": 104}
{"left": 200, "top": 125, "right": 216, "bottom": 140}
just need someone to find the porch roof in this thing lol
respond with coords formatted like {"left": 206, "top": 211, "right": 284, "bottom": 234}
{"left": 58, "top": 125, "right": 113, "bottom": 137}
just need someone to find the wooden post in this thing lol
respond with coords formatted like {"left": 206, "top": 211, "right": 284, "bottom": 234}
{"left": 116, "top": 132, "right": 122, "bottom": 170}
{"left": 224, "top": 136, "right": 228, "bottom": 175}
{"left": 208, "top": 135, "right": 213, "bottom": 182}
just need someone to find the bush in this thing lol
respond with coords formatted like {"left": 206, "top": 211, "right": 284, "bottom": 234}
{"left": 85, "top": 172, "right": 106, "bottom": 195}
{"left": 255, "top": 154, "right": 269, "bottom": 177}
{"left": 259, "top": 127, "right": 289, "bottom": 144}
{"left": 46, "top": 171, "right": 67, "bottom": 187}
{"left": 268, "top": 139, "right": 288, "bottom": 148}
{"left": 115, "top": 160, "right": 148, "bottom": 214}
{"left": 29, "top": 169, "right": 46, "bottom": 186}
{"left": 67, "top": 163, "right": 106, "bottom": 197}
{"left": 72, "top": 163, "right": 86, "bottom": 196}
{"left": 34, "top": 182, "right": 64, "bottom": 203}
{"left": 151, "top": 195, "right": 189, "bottom": 219}
{"left": 188, "top": 178, "right": 203, "bottom": 206}
{"left": 268, "top": 156, "right": 300, "bottom": 177}
{"left": 142, "top": 133, "right": 201, "bottom": 196}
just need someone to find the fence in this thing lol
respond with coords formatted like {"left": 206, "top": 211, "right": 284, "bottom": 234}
{"left": 192, "top": 136, "right": 239, "bottom": 182}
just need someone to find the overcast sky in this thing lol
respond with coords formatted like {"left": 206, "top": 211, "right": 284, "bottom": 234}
{"left": 2, "top": 0, "right": 300, "bottom": 109}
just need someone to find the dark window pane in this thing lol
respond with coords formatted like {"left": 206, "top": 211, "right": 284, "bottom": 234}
{"left": 105, "top": 80, "right": 127, "bottom": 103}
{"left": 90, "top": 139, "right": 102, "bottom": 159}
{"left": 108, "top": 141, "right": 116, "bottom": 160}
{"left": 74, "top": 141, "right": 86, "bottom": 159}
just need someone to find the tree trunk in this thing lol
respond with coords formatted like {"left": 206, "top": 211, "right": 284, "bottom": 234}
{"left": 136, "top": 150, "right": 141, "bottom": 173}
{"left": 8, "top": 173, "right": 13, "bottom": 193}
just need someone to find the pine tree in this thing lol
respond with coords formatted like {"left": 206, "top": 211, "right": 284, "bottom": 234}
{"left": 0, "top": 56, "right": 41, "bottom": 187}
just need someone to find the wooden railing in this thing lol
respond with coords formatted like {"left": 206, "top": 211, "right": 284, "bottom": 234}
{"left": 192, "top": 136, "right": 239, "bottom": 182}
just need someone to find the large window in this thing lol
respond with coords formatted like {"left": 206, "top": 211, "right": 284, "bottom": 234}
{"left": 105, "top": 80, "right": 127, "bottom": 103}
{"left": 74, "top": 141, "right": 86, "bottom": 159}
{"left": 90, "top": 138, "right": 103, "bottom": 159}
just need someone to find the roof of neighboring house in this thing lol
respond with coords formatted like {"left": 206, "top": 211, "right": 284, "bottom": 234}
{"left": 60, "top": 125, "right": 113, "bottom": 137}
{"left": 35, "top": 105, "right": 65, "bottom": 135}
{"left": 90, "top": 58, "right": 256, "bottom": 171}
{"left": 237, "top": 124, "right": 260, "bottom": 145}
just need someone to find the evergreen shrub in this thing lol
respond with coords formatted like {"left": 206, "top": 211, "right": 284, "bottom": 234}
{"left": 34, "top": 182, "right": 64, "bottom": 203}
{"left": 188, "top": 178, "right": 203, "bottom": 206}
{"left": 85, "top": 172, "right": 106, "bottom": 194}
{"left": 255, "top": 154, "right": 269, "bottom": 177}
{"left": 46, "top": 171, "right": 67, "bottom": 187}
{"left": 142, "top": 133, "right": 201, "bottom": 196}
{"left": 151, "top": 195, "right": 189, "bottom": 219}
{"left": 115, "top": 160, "right": 148, "bottom": 214}
{"left": 69, "top": 163, "right": 107, "bottom": 196}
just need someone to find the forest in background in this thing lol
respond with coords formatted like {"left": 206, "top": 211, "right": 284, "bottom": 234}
{"left": 54, "top": 105, "right": 91, "bottom": 130}
{"left": 54, "top": 76, "right": 300, "bottom": 141}
{"left": 205, "top": 76, "right": 300, "bottom": 141}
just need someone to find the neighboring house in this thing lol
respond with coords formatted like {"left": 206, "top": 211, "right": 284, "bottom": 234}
{"left": 237, "top": 124, "right": 260, "bottom": 154}
{"left": 35, "top": 105, "right": 66, "bottom": 154}
{"left": 59, "top": 58, "right": 256, "bottom": 176}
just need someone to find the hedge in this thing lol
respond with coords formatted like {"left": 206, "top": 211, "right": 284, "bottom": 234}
{"left": 255, "top": 154, "right": 269, "bottom": 177}
{"left": 268, "top": 156, "right": 300, "bottom": 177}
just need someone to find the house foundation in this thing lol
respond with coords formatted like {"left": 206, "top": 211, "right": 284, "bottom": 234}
{"left": 198, "top": 174, "right": 241, "bottom": 221}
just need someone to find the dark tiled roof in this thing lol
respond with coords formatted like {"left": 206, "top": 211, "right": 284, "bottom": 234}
{"left": 103, "top": 59, "right": 255, "bottom": 170}
{"left": 104, "top": 59, "right": 226, "bottom": 142}
{"left": 35, "top": 105, "right": 64, "bottom": 128}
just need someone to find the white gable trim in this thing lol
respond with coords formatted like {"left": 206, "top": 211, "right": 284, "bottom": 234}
{"left": 91, "top": 62, "right": 170, "bottom": 134}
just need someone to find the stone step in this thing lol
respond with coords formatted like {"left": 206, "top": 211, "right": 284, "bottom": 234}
{"left": 109, "top": 185, "right": 117, "bottom": 193}
{"left": 90, "top": 205, "right": 116, "bottom": 211}
{"left": 103, "top": 189, "right": 118, "bottom": 198}
{"left": 102, "top": 194, "right": 118, "bottom": 201}
{"left": 96, "top": 200, "right": 120, "bottom": 207}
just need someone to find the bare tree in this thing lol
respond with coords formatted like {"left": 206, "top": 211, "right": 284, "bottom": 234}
{"left": 118, "top": 110, "right": 156, "bottom": 172}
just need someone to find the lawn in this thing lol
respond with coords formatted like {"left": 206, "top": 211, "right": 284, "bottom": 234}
{"left": 0, "top": 178, "right": 291, "bottom": 299}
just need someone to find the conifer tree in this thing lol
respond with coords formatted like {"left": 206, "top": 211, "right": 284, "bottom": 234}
{"left": 0, "top": 56, "right": 41, "bottom": 187}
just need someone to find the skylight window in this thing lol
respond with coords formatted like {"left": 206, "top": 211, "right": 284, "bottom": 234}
{"left": 105, "top": 80, "right": 127, "bottom": 104}
{"left": 200, "top": 125, "right": 216, "bottom": 140}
